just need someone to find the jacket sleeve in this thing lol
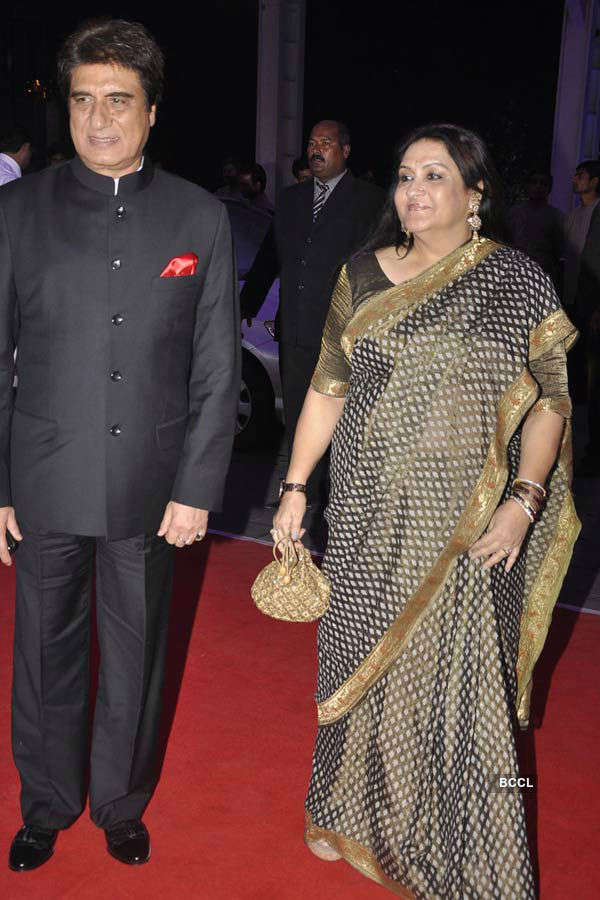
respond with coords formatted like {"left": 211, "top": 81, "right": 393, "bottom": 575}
{"left": 0, "top": 202, "right": 16, "bottom": 507}
{"left": 170, "top": 204, "right": 241, "bottom": 511}
{"left": 239, "top": 221, "right": 279, "bottom": 319}
{"left": 577, "top": 207, "right": 600, "bottom": 321}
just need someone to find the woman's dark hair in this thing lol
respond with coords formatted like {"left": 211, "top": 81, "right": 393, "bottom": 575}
{"left": 358, "top": 123, "right": 509, "bottom": 257}
{"left": 57, "top": 18, "right": 164, "bottom": 108}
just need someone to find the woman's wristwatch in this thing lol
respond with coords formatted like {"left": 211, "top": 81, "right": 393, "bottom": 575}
{"left": 279, "top": 480, "right": 307, "bottom": 499}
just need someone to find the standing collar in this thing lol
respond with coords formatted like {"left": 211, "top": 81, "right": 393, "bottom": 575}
{"left": 69, "top": 155, "right": 154, "bottom": 196}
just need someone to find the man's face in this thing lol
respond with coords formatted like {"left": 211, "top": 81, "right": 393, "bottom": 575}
{"left": 222, "top": 162, "right": 238, "bottom": 187}
{"left": 526, "top": 174, "right": 550, "bottom": 202}
{"left": 18, "top": 142, "right": 32, "bottom": 172}
{"left": 573, "top": 168, "right": 597, "bottom": 196}
{"left": 296, "top": 167, "right": 312, "bottom": 183}
{"left": 69, "top": 63, "right": 155, "bottom": 177}
{"left": 239, "top": 173, "right": 258, "bottom": 199}
{"left": 307, "top": 122, "right": 349, "bottom": 182}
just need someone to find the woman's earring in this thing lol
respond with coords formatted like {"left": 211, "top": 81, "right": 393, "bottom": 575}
{"left": 467, "top": 195, "right": 482, "bottom": 240}
{"left": 401, "top": 221, "right": 412, "bottom": 243}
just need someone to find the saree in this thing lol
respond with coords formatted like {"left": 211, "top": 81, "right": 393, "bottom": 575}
{"left": 304, "top": 238, "right": 580, "bottom": 899}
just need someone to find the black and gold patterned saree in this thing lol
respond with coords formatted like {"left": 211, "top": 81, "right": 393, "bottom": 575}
{"left": 304, "top": 238, "right": 580, "bottom": 899}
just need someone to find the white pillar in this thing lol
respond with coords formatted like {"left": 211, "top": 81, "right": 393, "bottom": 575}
{"left": 551, "top": 0, "right": 600, "bottom": 211}
{"left": 255, "top": 0, "right": 307, "bottom": 203}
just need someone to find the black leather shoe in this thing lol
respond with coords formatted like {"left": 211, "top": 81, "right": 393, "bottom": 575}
{"left": 9, "top": 825, "right": 58, "bottom": 872}
{"left": 105, "top": 819, "right": 150, "bottom": 865}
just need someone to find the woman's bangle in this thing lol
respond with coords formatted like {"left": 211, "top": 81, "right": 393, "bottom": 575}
{"left": 513, "top": 477, "right": 547, "bottom": 498}
{"left": 509, "top": 495, "right": 536, "bottom": 523}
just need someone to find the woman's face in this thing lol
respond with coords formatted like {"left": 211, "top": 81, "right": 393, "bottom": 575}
{"left": 394, "top": 138, "right": 476, "bottom": 238}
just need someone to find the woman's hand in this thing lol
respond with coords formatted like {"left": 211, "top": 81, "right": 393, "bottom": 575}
{"left": 469, "top": 500, "right": 531, "bottom": 572}
{"left": 272, "top": 492, "right": 307, "bottom": 543}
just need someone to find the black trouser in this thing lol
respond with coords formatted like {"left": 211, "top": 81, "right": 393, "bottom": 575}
{"left": 279, "top": 341, "right": 329, "bottom": 504}
{"left": 12, "top": 528, "right": 174, "bottom": 830}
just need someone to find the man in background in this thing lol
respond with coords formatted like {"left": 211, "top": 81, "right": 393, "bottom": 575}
{"left": 565, "top": 160, "right": 600, "bottom": 476}
{"left": 215, "top": 155, "right": 242, "bottom": 199}
{"left": 292, "top": 155, "right": 311, "bottom": 183}
{"left": 0, "top": 125, "right": 32, "bottom": 187}
{"left": 238, "top": 161, "right": 273, "bottom": 214}
{"left": 240, "top": 120, "right": 385, "bottom": 506}
{"left": 508, "top": 170, "right": 563, "bottom": 290}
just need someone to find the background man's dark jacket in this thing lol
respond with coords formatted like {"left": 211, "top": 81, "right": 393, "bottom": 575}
{"left": 576, "top": 202, "right": 600, "bottom": 326}
{"left": 0, "top": 157, "right": 240, "bottom": 540}
{"left": 240, "top": 172, "right": 386, "bottom": 348}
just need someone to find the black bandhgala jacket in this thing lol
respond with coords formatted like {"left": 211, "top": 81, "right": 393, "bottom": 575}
{"left": 0, "top": 156, "right": 240, "bottom": 540}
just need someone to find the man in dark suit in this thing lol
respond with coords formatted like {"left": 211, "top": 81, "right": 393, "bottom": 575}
{"left": 240, "top": 121, "right": 385, "bottom": 503}
{"left": 572, "top": 167, "right": 600, "bottom": 476}
{"left": 0, "top": 20, "right": 239, "bottom": 870}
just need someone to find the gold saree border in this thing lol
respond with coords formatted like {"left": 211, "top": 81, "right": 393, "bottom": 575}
{"left": 317, "top": 309, "right": 580, "bottom": 727}
{"left": 305, "top": 811, "right": 416, "bottom": 899}
{"left": 341, "top": 237, "right": 500, "bottom": 360}
{"left": 528, "top": 307, "right": 578, "bottom": 361}
{"left": 515, "top": 423, "right": 581, "bottom": 723}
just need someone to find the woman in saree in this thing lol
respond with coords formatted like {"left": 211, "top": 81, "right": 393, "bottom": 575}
{"left": 272, "top": 123, "right": 580, "bottom": 899}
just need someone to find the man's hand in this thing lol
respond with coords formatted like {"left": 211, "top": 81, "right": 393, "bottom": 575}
{"left": 0, "top": 506, "right": 23, "bottom": 567}
{"left": 157, "top": 501, "right": 208, "bottom": 548}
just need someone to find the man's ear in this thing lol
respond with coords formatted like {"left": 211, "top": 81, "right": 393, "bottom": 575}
{"left": 343, "top": 143, "right": 351, "bottom": 161}
{"left": 149, "top": 104, "right": 157, "bottom": 128}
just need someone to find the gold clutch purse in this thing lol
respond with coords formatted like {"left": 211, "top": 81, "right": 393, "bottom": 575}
{"left": 251, "top": 539, "right": 330, "bottom": 622}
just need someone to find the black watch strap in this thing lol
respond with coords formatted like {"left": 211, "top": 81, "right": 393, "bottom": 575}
{"left": 279, "top": 480, "right": 307, "bottom": 499}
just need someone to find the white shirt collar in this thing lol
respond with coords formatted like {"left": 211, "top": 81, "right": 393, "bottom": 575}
{"left": 113, "top": 157, "right": 145, "bottom": 196}
{"left": 0, "top": 153, "right": 21, "bottom": 178}
{"left": 315, "top": 168, "right": 347, "bottom": 192}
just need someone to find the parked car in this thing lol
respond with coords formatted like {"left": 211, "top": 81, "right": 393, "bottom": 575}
{"left": 222, "top": 197, "right": 284, "bottom": 449}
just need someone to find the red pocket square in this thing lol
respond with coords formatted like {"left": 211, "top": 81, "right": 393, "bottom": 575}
{"left": 160, "top": 253, "right": 198, "bottom": 277}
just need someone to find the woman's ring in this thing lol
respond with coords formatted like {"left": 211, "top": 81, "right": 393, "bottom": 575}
{"left": 176, "top": 535, "right": 185, "bottom": 544}
{"left": 501, "top": 546, "right": 512, "bottom": 554}
{"left": 195, "top": 531, "right": 204, "bottom": 541}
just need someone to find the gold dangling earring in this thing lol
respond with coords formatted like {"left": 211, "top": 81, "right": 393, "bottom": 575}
{"left": 401, "top": 221, "right": 411, "bottom": 244}
{"left": 467, "top": 194, "right": 482, "bottom": 241}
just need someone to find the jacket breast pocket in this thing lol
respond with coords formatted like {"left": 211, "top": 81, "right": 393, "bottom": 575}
{"left": 151, "top": 273, "right": 203, "bottom": 294}
{"left": 150, "top": 275, "right": 202, "bottom": 324}
{"left": 156, "top": 413, "right": 188, "bottom": 451}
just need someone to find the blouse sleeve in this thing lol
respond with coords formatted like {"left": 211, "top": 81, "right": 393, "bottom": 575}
{"left": 528, "top": 342, "right": 572, "bottom": 419}
{"left": 310, "top": 265, "right": 353, "bottom": 397}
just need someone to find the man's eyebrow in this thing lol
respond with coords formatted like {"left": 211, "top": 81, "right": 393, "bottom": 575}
{"left": 69, "top": 90, "right": 135, "bottom": 98}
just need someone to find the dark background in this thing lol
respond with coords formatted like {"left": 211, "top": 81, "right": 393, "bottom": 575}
{"left": 1, "top": 0, "right": 565, "bottom": 196}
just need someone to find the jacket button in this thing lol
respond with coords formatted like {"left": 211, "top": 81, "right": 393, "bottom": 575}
{"left": 115, "top": 205, "right": 126, "bottom": 219}
{"left": 109, "top": 424, "right": 122, "bottom": 436}
{"left": 110, "top": 370, "right": 123, "bottom": 382}
{"left": 111, "top": 313, "right": 124, "bottom": 326}
{"left": 300, "top": 258, "right": 307, "bottom": 266}
{"left": 111, "top": 258, "right": 121, "bottom": 270}
{"left": 298, "top": 282, "right": 304, "bottom": 290}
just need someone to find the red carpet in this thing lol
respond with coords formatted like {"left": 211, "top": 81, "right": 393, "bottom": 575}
{"left": 0, "top": 535, "right": 598, "bottom": 899}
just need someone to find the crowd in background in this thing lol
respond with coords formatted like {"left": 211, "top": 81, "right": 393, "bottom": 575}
{"left": 1, "top": 120, "right": 599, "bottom": 476}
